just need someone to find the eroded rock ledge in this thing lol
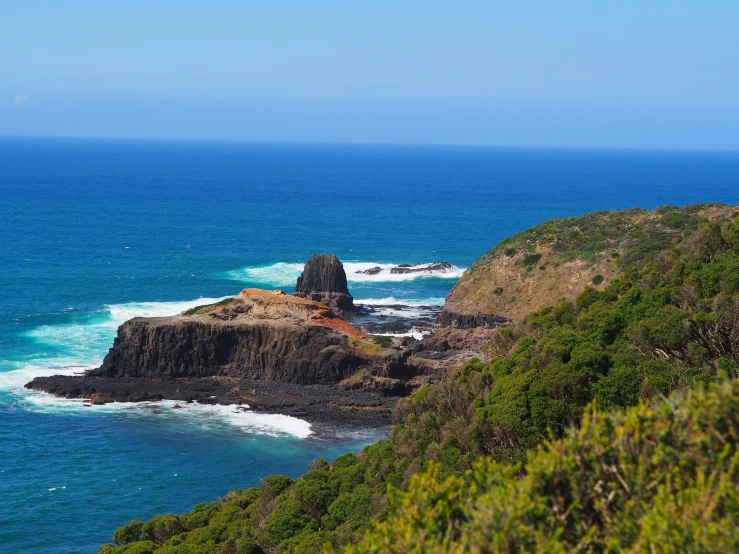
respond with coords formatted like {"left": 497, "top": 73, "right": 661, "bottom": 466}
{"left": 25, "top": 289, "right": 429, "bottom": 429}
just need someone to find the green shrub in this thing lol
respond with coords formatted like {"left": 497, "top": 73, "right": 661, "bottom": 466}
{"left": 113, "top": 520, "right": 143, "bottom": 546}
{"left": 371, "top": 336, "right": 393, "bottom": 348}
{"left": 522, "top": 253, "right": 542, "bottom": 266}
{"left": 183, "top": 297, "right": 238, "bottom": 316}
{"left": 346, "top": 380, "right": 739, "bottom": 553}
{"left": 264, "top": 475, "right": 293, "bottom": 496}
{"left": 142, "top": 515, "right": 183, "bottom": 545}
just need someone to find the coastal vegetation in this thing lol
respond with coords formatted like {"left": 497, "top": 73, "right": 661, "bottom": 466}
{"left": 101, "top": 206, "right": 739, "bottom": 553}
{"left": 183, "top": 298, "right": 242, "bottom": 316}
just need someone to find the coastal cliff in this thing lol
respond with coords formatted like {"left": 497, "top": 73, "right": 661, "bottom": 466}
{"left": 26, "top": 288, "right": 423, "bottom": 426}
{"left": 93, "top": 289, "right": 365, "bottom": 384}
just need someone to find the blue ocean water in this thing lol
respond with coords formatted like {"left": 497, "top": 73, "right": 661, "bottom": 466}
{"left": 1, "top": 137, "right": 739, "bottom": 553}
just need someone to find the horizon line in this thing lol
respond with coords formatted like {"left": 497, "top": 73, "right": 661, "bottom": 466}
{"left": 2, "top": 133, "right": 739, "bottom": 154}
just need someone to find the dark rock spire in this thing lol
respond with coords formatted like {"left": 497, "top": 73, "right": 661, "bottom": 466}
{"left": 293, "top": 254, "right": 357, "bottom": 315}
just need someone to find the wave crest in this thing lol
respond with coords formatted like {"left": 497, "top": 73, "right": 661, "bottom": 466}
{"left": 15, "top": 392, "right": 312, "bottom": 438}
{"left": 0, "top": 297, "right": 228, "bottom": 391}
{"left": 221, "top": 261, "right": 465, "bottom": 287}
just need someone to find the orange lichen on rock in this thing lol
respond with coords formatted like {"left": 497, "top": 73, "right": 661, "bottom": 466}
{"left": 189, "top": 288, "right": 367, "bottom": 338}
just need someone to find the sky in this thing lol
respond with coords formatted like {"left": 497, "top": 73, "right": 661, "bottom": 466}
{"left": 1, "top": 1, "right": 738, "bottom": 148}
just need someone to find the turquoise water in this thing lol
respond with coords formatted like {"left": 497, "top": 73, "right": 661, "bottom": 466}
{"left": 2, "top": 138, "right": 739, "bottom": 553}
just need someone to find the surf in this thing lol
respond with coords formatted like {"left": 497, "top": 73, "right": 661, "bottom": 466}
{"left": 221, "top": 261, "right": 465, "bottom": 287}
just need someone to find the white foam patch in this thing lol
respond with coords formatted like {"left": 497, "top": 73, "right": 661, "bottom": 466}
{"left": 374, "top": 328, "right": 431, "bottom": 340}
{"left": 222, "top": 262, "right": 465, "bottom": 286}
{"left": 356, "top": 297, "right": 445, "bottom": 306}
{"left": 0, "top": 361, "right": 98, "bottom": 389}
{"left": 0, "top": 297, "right": 228, "bottom": 391}
{"left": 222, "top": 262, "right": 304, "bottom": 287}
{"left": 106, "top": 298, "right": 229, "bottom": 321}
{"left": 344, "top": 262, "right": 465, "bottom": 283}
{"left": 15, "top": 391, "right": 313, "bottom": 438}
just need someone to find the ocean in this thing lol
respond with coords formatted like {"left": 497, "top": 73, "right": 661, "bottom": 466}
{"left": 1, "top": 137, "right": 739, "bottom": 553}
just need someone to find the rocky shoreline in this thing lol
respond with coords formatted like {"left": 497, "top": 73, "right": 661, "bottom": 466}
{"left": 25, "top": 374, "right": 398, "bottom": 432}
{"left": 24, "top": 255, "right": 494, "bottom": 435}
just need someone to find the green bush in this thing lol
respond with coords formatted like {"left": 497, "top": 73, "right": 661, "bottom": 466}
{"left": 346, "top": 380, "right": 739, "bottom": 553}
{"left": 112, "top": 520, "right": 143, "bottom": 546}
{"left": 264, "top": 475, "right": 293, "bottom": 496}
{"left": 371, "top": 336, "right": 393, "bottom": 348}
{"left": 142, "top": 515, "right": 184, "bottom": 544}
{"left": 522, "top": 252, "right": 542, "bottom": 266}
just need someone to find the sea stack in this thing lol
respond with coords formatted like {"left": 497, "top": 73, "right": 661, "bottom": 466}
{"left": 293, "top": 254, "right": 358, "bottom": 315}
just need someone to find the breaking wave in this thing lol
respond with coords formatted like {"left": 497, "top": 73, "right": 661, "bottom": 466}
{"left": 14, "top": 392, "right": 312, "bottom": 438}
{"left": 221, "top": 261, "right": 465, "bottom": 287}
{"left": 0, "top": 295, "right": 313, "bottom": 437}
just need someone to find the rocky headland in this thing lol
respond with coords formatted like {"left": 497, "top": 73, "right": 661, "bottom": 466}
{"left": 40, "top": 206, "right": 731, "bottom": 434}
{"left": 26, "top": 284, "right": 432, "bottom": 430}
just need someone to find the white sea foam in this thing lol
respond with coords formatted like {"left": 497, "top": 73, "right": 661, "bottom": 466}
{"left": 1, "top": 295, "right": 313, "bottom": 437}
{"left": 355, "top": 297, "right": 445, "bottom": 307}
{"left": 222, "top": 262, "right": 304, "bottom": 287}
{"left": 375, "top": 328, "right": 431, "bottom": 340}
{"left": 16, "top": 390, "right": 313, "bottom": 438}
{"left": 106, "top": 298, "right": 229, "bottom": 321}
{"left": 0, "top": 296, "right": 228, "bottom": 390}
{"left": 222, "top": 262, "right": 465, "bottom": 286}
{"left": 344, "top": 262, "right": 465, "bottom": 283}
{"left": 0, "top": 361, "right": 99, "bottom": 389}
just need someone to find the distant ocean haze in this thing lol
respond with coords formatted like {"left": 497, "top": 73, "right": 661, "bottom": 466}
{"left": 1, "top": 138, "right": 739, "bottom": 552}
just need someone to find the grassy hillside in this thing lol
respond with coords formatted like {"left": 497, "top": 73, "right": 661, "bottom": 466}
{"left": 99, "top": 207, "right": 739, "bottom": 553}
{"left": 444, "top": 203, "right": 738, "bottom": 322}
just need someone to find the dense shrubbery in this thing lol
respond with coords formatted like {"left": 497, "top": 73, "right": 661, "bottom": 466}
{"left": 101, "top": 210, "right": 739, "bottom": 553}
{"left": 468, "top": 203, "right": 728, "bottom": 273}
{"left": 349, "top": 379, "right": 739, "bottom": 553}
{"left": 392, "top": 216, "right": 739, "bottom": 466}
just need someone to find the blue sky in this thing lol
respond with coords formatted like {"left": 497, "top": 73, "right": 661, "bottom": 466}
{"left": 1, "top": 1, "right": 738, "bottom": 148}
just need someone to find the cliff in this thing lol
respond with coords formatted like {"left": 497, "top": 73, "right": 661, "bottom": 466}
{"left": 92, "top": 289, "right": 381, "bottom": 384}
{"left": 439, "top": 203, "right": 738, "bottom": 327}
{"left": 293, "top": 254, "right": 357, "bottom": 314}
{"left": 27, "top": 289, "right": 424, "bottom": 421}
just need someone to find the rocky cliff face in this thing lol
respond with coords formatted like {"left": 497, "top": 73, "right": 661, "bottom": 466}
{"left": 94, "top": 317, "right": 362, "bottom": 384}
{"left": 293, "top": 254, "right": 357, "bottom": 315}
{"left": 25, "top": 289, "right": 427, "bottom": 428}
{"left": 92, "top": 289, "right": 367, "bottom": 384}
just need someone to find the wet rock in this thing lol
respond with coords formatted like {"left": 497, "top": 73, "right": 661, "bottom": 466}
{"left": 356, "top": 266, "right": 382, "bottom": 275}
{"left": 389, "top": 262, "right": 455, "bottom": 274}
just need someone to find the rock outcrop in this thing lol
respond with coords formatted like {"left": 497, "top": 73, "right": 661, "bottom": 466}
{"left": 293, "top": 254, "right": 357, "bottom": 315}
{"left": 389, "top": 262, "right": 455, "bottom": 274}
{"left": 91, "top": 289, "right": 366, "bottom": 384}
{"left": 26, "top": 289, "right": 427, "bottom": 427}
{"left": 435, "top": 310, "right": 510, "bottom": 329}
{"left": 354, "top": 262, "right": 457, "bottom": 276}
